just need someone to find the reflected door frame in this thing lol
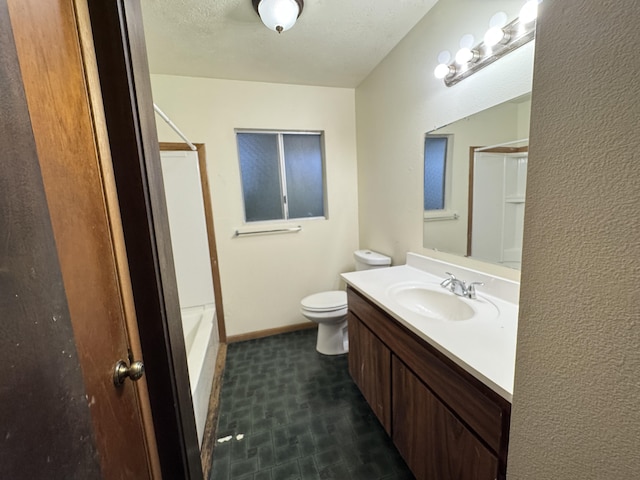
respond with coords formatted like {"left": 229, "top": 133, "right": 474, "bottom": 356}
{"left": 467, "top": 146, "right": 529, "bottom": 258}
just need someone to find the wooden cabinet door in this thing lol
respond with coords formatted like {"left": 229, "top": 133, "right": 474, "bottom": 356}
{"left": 392, "top": 356, "right": 498, "bottom": 480}
{"left": 348, "top": 312, "right": 391, "bottom": 433}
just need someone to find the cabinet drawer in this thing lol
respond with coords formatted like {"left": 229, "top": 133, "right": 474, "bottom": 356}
{"left": 347, "top": 287, "right": 510, "bottom": 460}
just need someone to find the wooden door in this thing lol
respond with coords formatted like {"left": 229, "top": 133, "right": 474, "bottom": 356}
{"left": 392, "top": 356, "right": 498, "bottom": 480}
{"left": 2, "top": 0, "right": 160, "bottom": 478}
{"left": 87, "top": 1, "right": 204, "bottom": 478}
{"left": 0, "top": 3, "right": 101, "bottom": 477}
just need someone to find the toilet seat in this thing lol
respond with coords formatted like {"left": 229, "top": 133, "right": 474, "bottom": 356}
{"left": 300, "top": 291, "right": 347, "bottom": 313}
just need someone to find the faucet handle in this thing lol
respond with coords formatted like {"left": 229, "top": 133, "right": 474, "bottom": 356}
{"left": 440, "top": 272, "right": 456, "bottom": 288}
{"left": 467, "top": 281, "right": 484, "bottom": 299}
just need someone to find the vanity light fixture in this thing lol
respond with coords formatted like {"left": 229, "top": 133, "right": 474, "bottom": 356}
{"left": 455, "top": 47, "right": 478, "bottom": 65}
{"left": 435, "top": 0, "right": 541, "bottom": 87}
{"left": 252, "top": 0, "right": 304, "bottom": 34}
{"left": 434, "top": 63, "right": 456, "bottom": 79}
{"left": 519, "top": 0, "right": 540, "bottom": 24}
{"left": 484, "top": 26, "right": 510, "bottom": 47}
{"left": 484, "top": 11, "right": 510, "bottom": 47}
{"left": 434, "top": 50, "right": 456, "bottom": 79}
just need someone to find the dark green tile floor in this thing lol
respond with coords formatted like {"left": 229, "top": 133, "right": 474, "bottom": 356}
{"left": 210, "top": 329, "right": 414, "bottom": 480}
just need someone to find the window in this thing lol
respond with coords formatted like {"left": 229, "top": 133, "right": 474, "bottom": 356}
{"left": 236, "top": 131, "right": 325, "bottom": 222}
{"left": 424, "top": 134, "right": 452, "bottom": 211}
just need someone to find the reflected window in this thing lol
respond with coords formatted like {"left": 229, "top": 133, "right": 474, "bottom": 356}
{"left": 237, "top": 131, "right": 325, "bottom": 222}
{"left": 424, "top": 134, "right": 452, "bottom": 211}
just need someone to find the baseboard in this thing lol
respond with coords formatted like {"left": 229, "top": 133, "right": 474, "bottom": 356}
{"left": 200, "top": 342, "right": 227, "bottom": 479}
{"left": 227, "top": 322, "right": 317, "bottom": 344}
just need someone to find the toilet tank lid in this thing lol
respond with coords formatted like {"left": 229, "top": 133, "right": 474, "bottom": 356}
{"left": 354, "top": 249, "right": 391, "bottom": 266}
{"left": 301, "top": 291, "right": 347, "bottom": 311}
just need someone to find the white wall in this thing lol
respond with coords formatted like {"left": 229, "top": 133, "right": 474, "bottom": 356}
{"left": 508, "top": 0, "right": 640, "bottom": 477}
{"left": 151, "top": 76, "right": 359, "bottom": 337}
{"left": 355, "top": 0, "right": 534, "bottom": 281}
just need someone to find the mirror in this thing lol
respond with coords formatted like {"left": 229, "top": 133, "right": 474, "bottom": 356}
{"left": 423, "top": 93, "right": 531, "bottom": 269}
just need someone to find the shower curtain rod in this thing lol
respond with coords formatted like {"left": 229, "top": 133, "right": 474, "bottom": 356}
{"left": 153, "top": 103, "right": 197, "bottom": 151}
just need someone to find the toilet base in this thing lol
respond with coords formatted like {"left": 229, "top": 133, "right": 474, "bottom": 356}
{"left": 315, "top": 319, "right": 348, "bottom": 355}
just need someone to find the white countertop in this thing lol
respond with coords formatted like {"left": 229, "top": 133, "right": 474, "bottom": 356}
{"left": 341, "top": 255, "right": 519, "bottom": 401}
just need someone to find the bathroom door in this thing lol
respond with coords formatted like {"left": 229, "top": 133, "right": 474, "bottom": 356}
{"left": 1, "top": 0, "right": 160, "bottom": 477}
{"left": 87, "top": 1, "right": 205, "bottom": 477}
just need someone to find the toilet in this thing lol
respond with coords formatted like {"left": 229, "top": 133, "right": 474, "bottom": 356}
{"left": 300, "top": 249, "right": 392, "bottom": 355}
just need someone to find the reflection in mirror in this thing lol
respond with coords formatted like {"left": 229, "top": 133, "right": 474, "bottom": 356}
{"left": 423, "top": 94, "right": 531, "bottom": 269}
{"left": 470, "top": 141, "right": 528, "bottom": 269}
{"left": 424, "top": 135, "right": 452, "bottom": 212}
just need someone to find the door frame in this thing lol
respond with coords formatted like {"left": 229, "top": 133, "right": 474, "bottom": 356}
{"left": 467, "top": 145, "right": 529, "bottom": 258}
{"left": 160, "top": 143, "right": 227, "bottom": 343}
{"left": 86, "top": 1, "right": 204, "bottom": 478}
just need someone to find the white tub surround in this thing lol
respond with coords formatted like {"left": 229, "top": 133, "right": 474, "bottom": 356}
{"left": 341, "top": 252, "right": 519, "bottom": 401}
{"left": 181, "top": 305, "right": 215, "bottom": 389}
{"left": 160, "top": 149, "right": 219, "bottom": 446}
{"left": 181, "top": 304, "right": 216, "bottom": 445}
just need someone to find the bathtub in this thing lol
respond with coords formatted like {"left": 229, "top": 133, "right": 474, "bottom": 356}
{"left": 181, "top": 303, "right": 217, "bottom": 446}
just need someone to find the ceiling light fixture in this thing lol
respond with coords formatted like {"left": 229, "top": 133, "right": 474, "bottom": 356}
{"left": 252, "top": 0, "right": 304, "bottom": 34}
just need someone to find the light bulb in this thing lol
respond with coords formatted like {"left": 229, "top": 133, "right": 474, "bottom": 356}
{"left": 258, "top": 0, "right": 300, "bottom": 33}
{"left": 455, "top": 48, "right": 475, "bottom": 65}
{"left": 519, "top": 0, "right": 539, "bottom": 24}
{"left": 434, "top": 63, "right": 453, "bottom": 79}
{"left": 489, "top": 12, "right": 508, "bottom": 29}
{"left": 437, "top": 50, "right": 452, "bottom": 64}
{"left": 484, "top": 26, "right": 509, "bottom": 47}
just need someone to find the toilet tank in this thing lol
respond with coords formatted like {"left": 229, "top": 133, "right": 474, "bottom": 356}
{"left": 354, "top": 249, "right": 392, "bottom": 271}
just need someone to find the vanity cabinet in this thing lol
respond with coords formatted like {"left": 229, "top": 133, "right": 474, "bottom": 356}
{"left": 393, "top": 357, "right": 498, "bottom": 479}
{"left": 347, "top": 311, "right": 391, "bottom": 433}
{"left": 347, "top": 287, "right": 511, "bottom": 480}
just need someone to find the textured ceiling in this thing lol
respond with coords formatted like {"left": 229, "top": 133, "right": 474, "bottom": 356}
{"left": 140, "top": 0, "right": 438, "bottom": 88}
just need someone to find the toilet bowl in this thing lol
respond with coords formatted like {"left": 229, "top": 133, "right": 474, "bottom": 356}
{"left": 300, "top": 291, "right": 348, "bottom": 355}
{"left": 301, "top": 250, "right": 391, "bottom": 355}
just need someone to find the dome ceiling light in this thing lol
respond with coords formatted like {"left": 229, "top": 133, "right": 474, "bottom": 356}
{"left": 252, "top": 0, "right": 304, "bottom": 34}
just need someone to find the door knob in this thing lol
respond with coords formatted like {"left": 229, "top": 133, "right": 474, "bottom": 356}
{"left": 113, "top": 359, "right": 145, "bottom": 386}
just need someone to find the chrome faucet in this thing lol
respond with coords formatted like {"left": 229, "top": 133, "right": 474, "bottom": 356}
{"left": 440, "top": 272, "right": 484, "bottom": 299}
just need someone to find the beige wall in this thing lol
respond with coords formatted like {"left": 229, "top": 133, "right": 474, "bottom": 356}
{"left": 355, "top": 0, "right": 534, "bottom": 281}
{"left": 150, "top": 76, "right": 359, "bottom": 337}
{"left": 508, "top": 1, "right": 640, "bottom": 477}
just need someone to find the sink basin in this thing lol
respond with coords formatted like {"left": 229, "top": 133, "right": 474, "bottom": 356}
{"left": 387, "top": 282, "right": 498, "bottom": 322}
